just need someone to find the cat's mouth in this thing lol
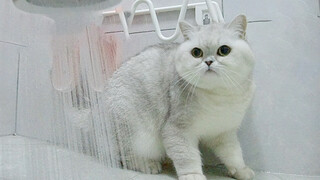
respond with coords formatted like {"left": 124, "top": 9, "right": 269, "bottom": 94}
{"left": 206, "top": 69, "right": 216, "bottom": 74}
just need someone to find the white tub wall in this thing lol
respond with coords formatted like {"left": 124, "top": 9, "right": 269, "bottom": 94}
{"left": 223, "top": 0, "right": 320, "bottom": 175}
{"left": 0, "top": 0, "right": 48, "bottom": 47}
{"left": 223, "top": 0, "right": 320, "bottom": 22}
{"left": 0, "top": 44, "right": 20, "bottom": 136}
{"left": 240, "top": 20, "right": 320, "bottom": 175}
{"left": 318, "top": 0, "right": 320, "bottom": 17}
{"left": 16, "top": 45, "right": 55, "bottom": 141}
{"left": 14, "top": 10, "right": 57, "bottom": 141}
{"left": 0, "top": 0, "right": 56, "bottom": 139}
{"left": 0, "top": 0, "right": 30, "bottom": 136}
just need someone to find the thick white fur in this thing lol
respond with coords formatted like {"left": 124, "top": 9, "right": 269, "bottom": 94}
{"left": 104, "top": 15, "right": 255, "bottom": 180}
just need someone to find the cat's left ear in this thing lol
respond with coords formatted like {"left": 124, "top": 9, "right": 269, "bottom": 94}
{"left": 179, "top": 21, "right": 197, "bottom": 40}
{"left": 228, "top": 15, "right": 247, "bottom": 39}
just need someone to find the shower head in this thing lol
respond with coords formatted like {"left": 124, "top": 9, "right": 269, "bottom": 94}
{"left": 13, "top": 0, "right": 122, "bottom": 14}
{"left": 12, "top": 0, "right": 123, "bottom": 34}
{"left": 24, "top": 0, "right": 120, "bottom": 8}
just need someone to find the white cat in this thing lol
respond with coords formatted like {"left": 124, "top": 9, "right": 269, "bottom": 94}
{"left": 104, "top": 15, "right": 255, "bottom": 180}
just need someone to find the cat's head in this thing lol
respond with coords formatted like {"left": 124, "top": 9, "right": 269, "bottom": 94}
{"left": 174, "top": 15, "right": 254, "bottom": 92}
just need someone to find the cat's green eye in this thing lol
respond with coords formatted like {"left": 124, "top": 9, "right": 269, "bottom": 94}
{"left": 191, "top": 47, "right": 203, "bottom": 58}
{"left": 217, "top": 45, "right": 231, "bottom": 56}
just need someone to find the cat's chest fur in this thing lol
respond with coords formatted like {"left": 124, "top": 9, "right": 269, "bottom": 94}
{"left": 188, "top": 86, "right": 254, "bottom": 138}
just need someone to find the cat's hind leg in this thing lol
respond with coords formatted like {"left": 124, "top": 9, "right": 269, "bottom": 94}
{"left": 126, "top": 130, "right": 165, "bottom": 174}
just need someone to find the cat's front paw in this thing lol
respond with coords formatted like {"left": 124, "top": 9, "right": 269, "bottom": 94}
{"left": 229, "top": 166, "right": 255, "bottom": 180}
{"left": 178, "top": 174, "right": 207, "bottom": 180}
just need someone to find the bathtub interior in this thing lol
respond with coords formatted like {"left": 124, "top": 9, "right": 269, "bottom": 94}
{"left": 0, "top": 0, "right": 320, "bottom": 179}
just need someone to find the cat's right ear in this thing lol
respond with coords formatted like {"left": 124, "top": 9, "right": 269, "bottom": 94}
{"left": 179, "top": 21, "right": 196, "bottom": 40}
{"left": 228, "top": 15, "right": 247, "bottom": 39}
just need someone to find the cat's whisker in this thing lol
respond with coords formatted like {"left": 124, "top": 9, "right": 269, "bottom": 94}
{"left": 178, "top": 67, "right": 203, "bottom": 88}
{"left": 170, "top": 66, "right": 203, "bottom": 90}
{"left": 212, "top": 67, "right": 234, "bottom": 87}
{"left": 215, "top": 65, "right": 253, "bottom": 83}
{"left": 219, "top": 70, "right": 233, "bottom": 91}
{"left": 221, "top": 71, "right": 238, "bottom": 90}
{"left": 177, "top": 71, "right": 199, "bottom": 89}
{"left": 173, "top": 69, "right": 201, "bottom": 87}
{"left": 180, "top": 73, "right": 198, "bottom": 94}
{"left": 222, "top": 70, "right": 245, "bottom": 92}
{"left": 189, "top": 72, "right": 201, "bottom": 103}
{"left": 185, "top": 71, "right": 201, "bottom": 104}
{"left": 213, "top": 66, "right": 245, "bottom": 92}
{"left": 178, "top": 69, "right": 202, "bottom": 101}
{"left": 219, "top": 71, "right": 231, "bottom": 90}
{"left": 224, "top": 71, "right": 245, "bottom": 91}
{"left": 185, "top": 66, "right": 204, "bottom": 104}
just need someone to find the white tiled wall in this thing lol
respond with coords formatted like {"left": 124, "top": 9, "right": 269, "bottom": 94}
{"left": 223, "top": 0, "right": 320, "bottom": 22}
{"left": 0, "top": 0, "right": 55, "bottom": 139}
{"left": 0, "top": 44, "right": 20, "bottom": 136}
{"left": 240, "top": 20, "right": 320, "bottom": 175}
{"left": 224, "top": 0, "right": 320, "bottom": 175}
{"left": 15, "top": 23, "right": 55, "bottom": 140}
{"left": 318, "top": 0, "right": 320, "bottom": 17}
{"left": 16, "top": 45, "right": 55, "bottom": 141}
{"left": 0, "top": 0, "right": 30, "bottom": 136}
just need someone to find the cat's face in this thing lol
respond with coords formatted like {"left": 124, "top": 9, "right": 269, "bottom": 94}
{"left": 174, "top": 15, "right": 254, "bottom": 91}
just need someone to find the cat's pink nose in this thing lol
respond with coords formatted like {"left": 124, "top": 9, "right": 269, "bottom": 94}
{"left": 205, "top": 61, "right": 213, "bottom": 66}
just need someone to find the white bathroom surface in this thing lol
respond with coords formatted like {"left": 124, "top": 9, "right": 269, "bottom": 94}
{"left": 0, "top": 136, "right": 318, "bottom": 180}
